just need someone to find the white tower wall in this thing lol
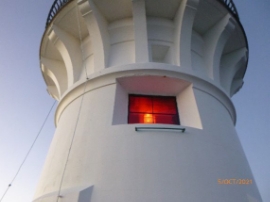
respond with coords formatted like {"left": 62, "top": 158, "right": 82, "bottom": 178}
{"left": 34, "top": 0, "right": 262, "bottom": 201}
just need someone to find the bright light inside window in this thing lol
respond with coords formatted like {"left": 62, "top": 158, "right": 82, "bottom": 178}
{"left": 128, "top": 95, "right": 179, "bottom": 125}
{"left": 144, "top": 114, "right": 154, "bottom": 123}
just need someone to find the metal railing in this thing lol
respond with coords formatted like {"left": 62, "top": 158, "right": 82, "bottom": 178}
{"left": 45, "top": 0, "right": 240, "bottom": 28}
{"left": 46, "top": 0, "right": 72, "bottom": 28}
{"left": 218, "top": 0, "right": 239, "bottom": 20}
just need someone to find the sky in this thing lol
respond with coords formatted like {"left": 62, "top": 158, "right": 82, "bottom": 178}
{"left": 0, "top": 0, "right": 269, "bottom": 202}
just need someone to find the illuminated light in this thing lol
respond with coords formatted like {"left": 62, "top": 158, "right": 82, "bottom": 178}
{"left": 144, "top": 113, "right": 155, "bottom": 123}
{"left": 128, "top": 95, "right": 179, "bottom": 125}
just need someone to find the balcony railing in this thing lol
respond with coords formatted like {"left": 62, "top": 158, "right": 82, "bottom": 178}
{"left": 45, "top": 0, "right": 239, "bottom": 28}
{"left": 218, "top": 0, "right": 239, "bottom": 20}
{"left": 46, "top": 0, "right": 72, "bottom": 28}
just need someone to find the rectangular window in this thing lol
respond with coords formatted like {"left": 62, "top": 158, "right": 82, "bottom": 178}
{"left": 128, "top": 95, "right": 180, "bottom": 125}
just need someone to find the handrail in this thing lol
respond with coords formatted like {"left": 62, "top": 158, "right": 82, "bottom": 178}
{"left": 45, "top": 0, "right": 240, "bottom": 28}
{"left": 46, "top": 0, "right": 72, "bottom": 28}
{"left": 218, "top": 0, "right": 239, "bottom": 20}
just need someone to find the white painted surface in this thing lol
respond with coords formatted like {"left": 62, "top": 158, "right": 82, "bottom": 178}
{"left": 34, "top": 0, "right": 262, "bottom": 201}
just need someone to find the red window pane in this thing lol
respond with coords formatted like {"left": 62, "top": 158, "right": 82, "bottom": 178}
{"left": 128, "top": 95, "right": 180, "bottom": 125}
{"left": 129, "top": 113, "right": 155, "bottom": 124}
{"left": 129, "top": 96, "right": 152, "bottom": 113}
{"left": 129, "top": 113, "right": 141, "bottom": 124}
{"left": 154, "top": 114, "right": 179, "bottom": 124}
{"left": 153, "top": 97, "right": 177, "bottom": 114}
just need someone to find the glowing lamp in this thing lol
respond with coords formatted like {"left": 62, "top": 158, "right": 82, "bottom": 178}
{"left": 144, "top": 113, "right": 155, "bottom": 123}
{"left": 128, "top": 95, "right": 179, "bottom": 124}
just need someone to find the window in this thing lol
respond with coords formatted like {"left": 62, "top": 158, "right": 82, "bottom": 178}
{"left": 128, "top": 95, "right": 179, "bottom": 125}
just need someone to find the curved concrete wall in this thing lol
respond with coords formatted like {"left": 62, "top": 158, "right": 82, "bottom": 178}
{"left": 34, "top": 0, "right": 261, "bottom": 201}
{"left": 40, "top": 0, "right": 248, "bottom": 100}
{"left": 34, "top": 67, "right": 261, "bottom": 202}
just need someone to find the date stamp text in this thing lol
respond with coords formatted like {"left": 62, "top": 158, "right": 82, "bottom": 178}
{"left": 218, "top": 179, "right": 252, "bottom": 185}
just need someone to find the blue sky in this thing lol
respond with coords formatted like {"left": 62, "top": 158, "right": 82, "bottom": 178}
{"left": 0, "top": 0, "right": 269, "bottom": 201}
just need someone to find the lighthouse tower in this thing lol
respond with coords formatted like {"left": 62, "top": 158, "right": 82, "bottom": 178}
{"left": 34, "top": 0, "right": 262, "bottom": 201}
